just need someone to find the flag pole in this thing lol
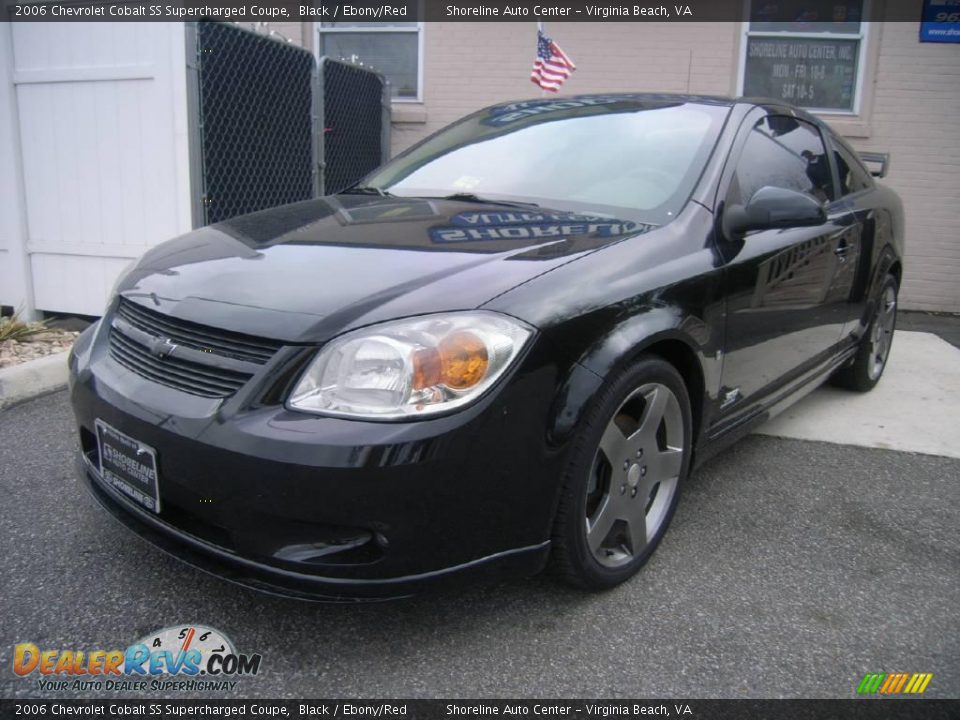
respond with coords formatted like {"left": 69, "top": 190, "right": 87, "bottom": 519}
{"left": 538, "top": 21, "right": 547, "bottom": 97}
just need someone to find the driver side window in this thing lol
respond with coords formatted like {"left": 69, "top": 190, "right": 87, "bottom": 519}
{"left": 727, "top": 116, "right": 835, "bottom": 207}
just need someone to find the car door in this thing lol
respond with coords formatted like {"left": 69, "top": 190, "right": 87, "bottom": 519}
{"left": 825, "top": 133, "right": 878, "bottom": 342}
{"left": 714, "top": 112, "right": 852, "bottom": 423}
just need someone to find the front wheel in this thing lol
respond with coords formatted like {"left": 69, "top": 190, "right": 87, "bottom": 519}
{"left": 832, "top": 274, "right": 898, "bottom": 392}
{"left": 551, "top": 356, "right": 692, "bottom": 590}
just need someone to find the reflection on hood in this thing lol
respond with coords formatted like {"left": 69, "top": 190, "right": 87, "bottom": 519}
{"left": 202, "top": 195, "right": 654, "bottom": 259}
{"left": 431, "top": 210, "right": 655, "bottom": 259}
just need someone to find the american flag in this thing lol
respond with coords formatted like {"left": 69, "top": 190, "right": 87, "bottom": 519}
{"left": 531, "top": 30, "right": 576, "bottom": 93}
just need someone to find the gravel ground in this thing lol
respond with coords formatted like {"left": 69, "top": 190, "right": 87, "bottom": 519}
{"left": 0, "top": 330, "right": 78, "bottom": 369}
{"left": 0, "top": 391, "right": 957, "bottom": 699}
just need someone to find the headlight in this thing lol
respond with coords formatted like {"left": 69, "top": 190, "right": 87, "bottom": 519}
{"left": 287, "top": 312, "right": 535, "bottom": 420}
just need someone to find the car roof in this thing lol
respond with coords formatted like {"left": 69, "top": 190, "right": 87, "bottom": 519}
{"left": 506, "top": 92, "right": 824, "bottom": 123}
{"left": 512, "top": 91, "right": 810, "bottom": 105}
{"left": 508, "top": 92, "right": 737, "bottom": 107}
{"left": 489, "top": 92, "right": 830, "bottom": 128}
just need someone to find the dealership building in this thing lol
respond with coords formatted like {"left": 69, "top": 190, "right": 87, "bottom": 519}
{"left": 1, "top": 7, "right": 958, "bottom": 316}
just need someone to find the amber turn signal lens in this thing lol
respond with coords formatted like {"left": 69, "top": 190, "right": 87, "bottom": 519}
{"left": 411, "top": 332, "right": 490, "bottom": 391}
{"left": 439, "top": 331, "right": 489, "bottom": 389}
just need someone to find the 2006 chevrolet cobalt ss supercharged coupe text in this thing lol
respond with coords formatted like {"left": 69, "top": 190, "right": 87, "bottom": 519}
{"left": 70, "top": 94, "right": 904, "bottom": 599}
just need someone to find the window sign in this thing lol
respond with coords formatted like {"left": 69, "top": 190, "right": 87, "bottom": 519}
{"left": 744, "top": 37, "right": 860, "bottom": 109}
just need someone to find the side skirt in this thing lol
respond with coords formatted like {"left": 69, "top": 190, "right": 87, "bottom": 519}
{"left": 694, "top": 343, "right": 858, "bottom": 467}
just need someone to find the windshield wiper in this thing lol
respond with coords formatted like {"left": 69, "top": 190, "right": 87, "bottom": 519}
{"left": 431, "top": 193, "right": 539, "bottom": 208}
{"left": 341, "top": 185, "right": 393, "bottom": 197}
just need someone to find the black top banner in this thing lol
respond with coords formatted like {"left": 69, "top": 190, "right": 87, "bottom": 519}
{"left": 0, "top": 0, "right": 933, "bottom": 22}
{"left": 1, "top": 699, "right": 959, "bottom": 720}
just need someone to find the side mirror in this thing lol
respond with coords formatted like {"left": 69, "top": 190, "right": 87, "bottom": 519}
{"left": 722, "top": 186, "right": 827, "bottom": 239}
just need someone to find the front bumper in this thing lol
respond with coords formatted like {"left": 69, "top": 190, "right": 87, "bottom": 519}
{"left": 69, "top": 321, "right": 564, "bottom": 600}
{"left": 79, "top": 454, "right": 548, "bottom": 601}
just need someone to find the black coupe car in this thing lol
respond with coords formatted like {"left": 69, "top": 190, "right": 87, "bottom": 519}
{"left": 69, "top": 94, "right": 904, "bottom": 599}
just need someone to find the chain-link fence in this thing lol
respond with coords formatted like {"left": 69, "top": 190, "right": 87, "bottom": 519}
{"left": 318, "top": 58, "right": 391, "bottom": 196}
{"left": 188, "top": 22, "right": 318, "bottom": 225}
{"left": 186, "top": 24, "right": 391, "bottom": 226}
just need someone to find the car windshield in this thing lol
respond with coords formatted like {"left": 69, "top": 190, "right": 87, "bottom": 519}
{"left": 363, "top": 98, "right": 730, "bottom": 224}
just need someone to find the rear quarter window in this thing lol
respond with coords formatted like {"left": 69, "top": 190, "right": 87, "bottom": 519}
{"left": 832, "top": 138, "right": 874, "bottom": 197}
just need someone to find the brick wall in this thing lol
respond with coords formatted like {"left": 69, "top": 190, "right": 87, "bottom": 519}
{"left": 393, "top": 22, "right": 738, "bottom": 152}
{"left": 853, "top": 22, "right": 960, "bottom": 313}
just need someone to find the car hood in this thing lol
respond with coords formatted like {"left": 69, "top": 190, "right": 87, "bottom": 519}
{"left": 116, "top": 195, "right": 655, "bottom": 343}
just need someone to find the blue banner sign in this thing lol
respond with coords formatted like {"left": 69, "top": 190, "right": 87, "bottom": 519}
{"left": 920, "top": 0, "right": 960, "bottom": 43}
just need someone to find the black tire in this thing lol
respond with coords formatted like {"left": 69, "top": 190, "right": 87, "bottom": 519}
{"left": 832, "top": 274, "right": 899, "bottom": 393}
{"left": 551, "top": 355, "right": 693, "bottom": 590}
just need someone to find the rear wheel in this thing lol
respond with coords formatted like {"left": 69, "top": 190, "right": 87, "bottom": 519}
{"left": 551, "top": 356, "right": 692, "bottom": 590}
{"left": 832, "top": 274, "right": 898, "bottom": 392}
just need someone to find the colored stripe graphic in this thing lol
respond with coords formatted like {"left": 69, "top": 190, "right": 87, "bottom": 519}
{"left": 857, "top": 673, "right": 885, "bottom": 694}
{"left": 858, "top": 673, "right": 933, "bottom": 695}
{"left": 908, "top": 673, "right": 933, "bottom": 694}
{"left": 879, "top": 674, "right": 899, "bottom": 693}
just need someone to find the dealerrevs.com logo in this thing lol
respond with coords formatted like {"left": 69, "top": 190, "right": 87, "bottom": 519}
{"left": 13, "top": 624, "right": 262, "bottom": 693}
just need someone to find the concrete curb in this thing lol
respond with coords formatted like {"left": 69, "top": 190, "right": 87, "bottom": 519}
{"left": 0, "top": 350, "right": 70, "bottom": 410}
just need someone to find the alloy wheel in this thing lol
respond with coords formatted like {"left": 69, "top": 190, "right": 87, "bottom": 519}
{"left": 584, "top": 382, "right": 685, "bottom": 568}
{"left": 868, "top": 284, "right": 897, "bottom": 381}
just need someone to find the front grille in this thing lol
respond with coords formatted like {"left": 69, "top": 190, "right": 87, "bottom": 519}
{"left": 108, "top": 298, "right": 282, "bottom": 398}
{"left": 116, "top": 297, "right": 280, "bottom": 363}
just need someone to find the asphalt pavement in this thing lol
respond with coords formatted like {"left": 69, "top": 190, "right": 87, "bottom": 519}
{"left": 1, "top": 390, "right": 957, "bottom": 699}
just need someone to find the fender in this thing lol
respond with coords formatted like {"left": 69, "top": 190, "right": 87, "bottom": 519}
{"left": 539, "top": 309, "right": 715, "bottom": 543}
{"left": 857, "top": 242, "right": 901, "bottom": 335}
{"left": 545, "top": 307, "right": 719, "bottom": 449}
